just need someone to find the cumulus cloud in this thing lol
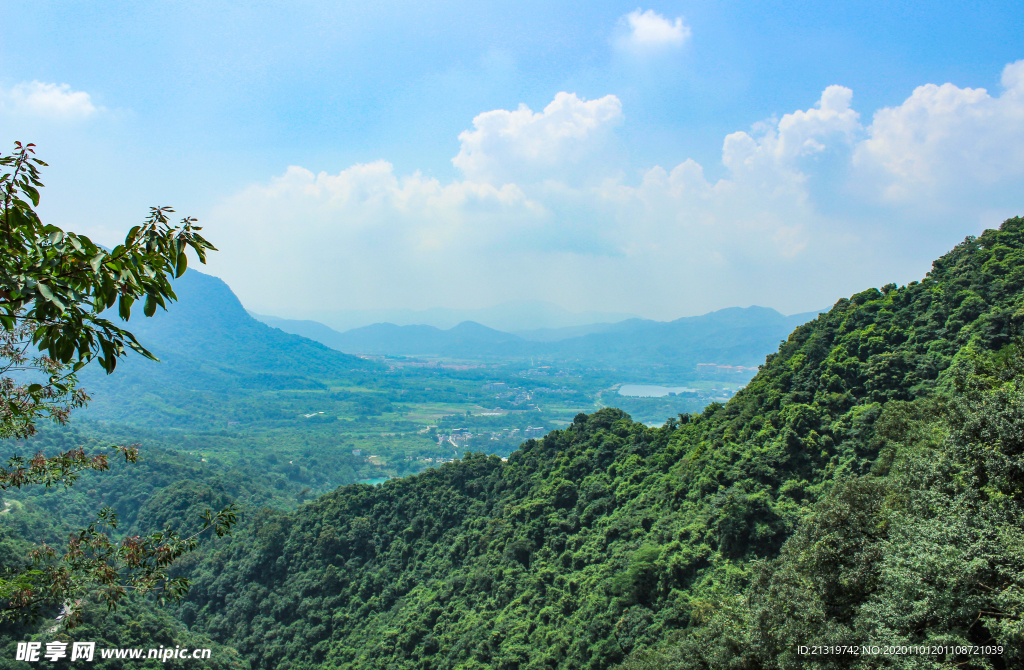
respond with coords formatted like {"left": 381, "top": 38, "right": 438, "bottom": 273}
{"left": 206, "top": 62, "right": 1024, "bottom": 320}
{"left": 452, "top": 92, "right": 623, "bottom": 185}
{"left": 721, "top": 85, "right": 861, "bottom": 197}
{"left": 0, "top": 81, "right": 100, "bottom": 120}
{"left": 617, "top": 9, "right": 691, "bottom": 51}
{"left": 206, "top": 161, "right": 556, "bottom": 311}
{"left": 853, "top": 59, "right": 1024, "bottom": 206}
{"left": 208, "top": 91, "right": 838, "bottom": 317}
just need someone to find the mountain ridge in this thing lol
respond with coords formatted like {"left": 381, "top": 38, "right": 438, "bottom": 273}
{"left": 251, "top": 305, "right": 824, "bottom": 369}
{"left": 289, "top": 301, "right": 642, "bottom": 333}
{"left": 77, "top": 271, "right": 380, "bottom": 420}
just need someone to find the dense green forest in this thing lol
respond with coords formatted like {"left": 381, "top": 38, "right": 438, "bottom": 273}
{"left": 152, "top": 218, "right": 1023, "bottom": 669}
{"left": 3, "top": 219, "right": 1023, "bottom": 669}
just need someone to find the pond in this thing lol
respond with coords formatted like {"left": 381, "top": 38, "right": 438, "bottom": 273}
{"left": 618, "top": 384, "right": 699, "bottom": 397}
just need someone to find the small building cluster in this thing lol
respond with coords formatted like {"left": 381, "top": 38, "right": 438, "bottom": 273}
{"left": 436, "top": 425, "right": 547, "bottom": 445}
{"left": 449, "top": 428, "right": 473, "bottom": 444}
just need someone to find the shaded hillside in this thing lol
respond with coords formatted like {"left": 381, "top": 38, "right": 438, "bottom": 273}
{"left": 115, "top": 270, "right": 376, "bottom": 376}
{"left": 249, "top": 313, "right": 361, "bottom": 352}
{"left": 179, "top": 219, "right": 1024, "bottom": 670}
{"left": 77, "top": 270, "right": 380, "bottom": 424}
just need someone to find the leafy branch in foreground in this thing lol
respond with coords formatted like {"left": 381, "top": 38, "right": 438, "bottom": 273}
{"left": 0, "top": 503, "right": 239, "bottom": 628}
{"left": 1, "top": 321, "right": 89, "bottom": 439}
{"left": 1, "top": 141, "right": 216, "bottom": 375}
{"left": 0, "top": 441, "right": 139, "bottom": 492}
{"left": 0, "top": 140, "right": 235, "bottom": 626}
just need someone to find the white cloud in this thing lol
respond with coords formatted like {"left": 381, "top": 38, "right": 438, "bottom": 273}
{"left": 206, "top": 161, "right": 555, "bottom": 312}
{"left": 452, "top": 92, "right": 623, "bottom": 185}
{"left": 207, "top": 62, "right": 1024, "bottom": 320}
{"left": 721, "top": 85, "right": 860, "bottom": 196}
{"left": 618, "top": 9, "right": 691, "bottom": 51}
{"left": 853, "top": 59, "right": 1024, "bottom": 206}
{"left": 1003, "top": 59, "right": 1024, "bottom": 96}
{"left": 207, "top": 91, "right": 834, "bottom": 317}
{"left": 0, "top": 81, "right": 100, "bottom": 120}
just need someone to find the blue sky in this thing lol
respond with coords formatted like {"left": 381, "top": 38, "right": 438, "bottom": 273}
{"left": 3, "top": 1, "right": 1023, "bottom": 321}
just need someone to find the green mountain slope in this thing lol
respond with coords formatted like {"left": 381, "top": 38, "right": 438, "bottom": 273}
{"left": 178, "top": 219, "right": 1024, "bottom": 669}
{"left": 106, "top": 269, "right": 377, "bottom": 377}
{"left": 77, "top": 270, "right": 380, "bottom": 425}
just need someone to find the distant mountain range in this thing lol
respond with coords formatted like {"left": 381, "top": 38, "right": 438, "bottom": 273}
{"left": 252, "top": 313, "right": 624, "bottom": 345}
{"left": 290, "top": 301, "right": 641, "bottom": 333}
{"left": 248, "top": 319, "right": 525, "bottom": 358}
{"left": 253, "top": 305, "right": 825, "bottom": 371}
{"left": 77, "top": 269, "right": 823, "bottom": 397}
{"left": 541, "top": 307, "right": 823, "bottom": 369}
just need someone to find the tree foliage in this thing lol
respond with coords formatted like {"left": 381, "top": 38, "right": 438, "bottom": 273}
{"left": 0, "top": 142, "right": 234, "bottom": 627}
{"left": 1, "top": 142, "right": 215, "bottom": 373}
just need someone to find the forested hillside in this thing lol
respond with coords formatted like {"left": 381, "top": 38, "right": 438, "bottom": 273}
{"left": 176, "top": 220, "right": 1024, "bottom": 670}
{"left": 0, "top": 419, "right": 286, "bottom": 667}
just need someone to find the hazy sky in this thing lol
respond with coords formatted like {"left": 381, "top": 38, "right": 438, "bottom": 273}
{"left": 3, "top": 1, "right": 1023, "bottom": 321}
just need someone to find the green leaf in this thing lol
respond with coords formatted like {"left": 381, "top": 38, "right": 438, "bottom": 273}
{"left": 36, "top": 283, "right": 66, "bottom": 311}
{"left": 118, "top": 295, "right": 134, "bottom": 321}
{"left": 23, "top": 184, "right": 40, "bottom": 207}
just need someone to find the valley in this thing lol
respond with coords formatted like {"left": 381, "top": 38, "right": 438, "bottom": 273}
{"left": 50, "top": 270, "right": 779, "bottom": 498}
